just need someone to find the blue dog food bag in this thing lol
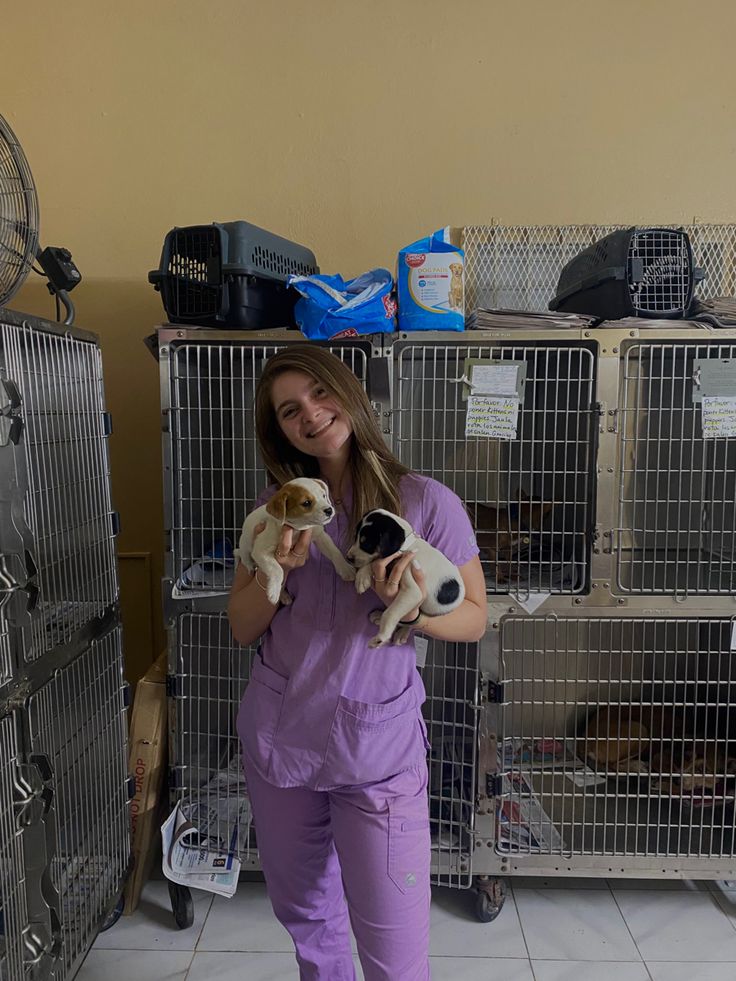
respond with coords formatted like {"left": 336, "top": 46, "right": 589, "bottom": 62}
{"left": 287, "top": 268, "right": 397, "bottom": 340}
{"left": 397, "top": 227, "right": 465, "bottom": 332}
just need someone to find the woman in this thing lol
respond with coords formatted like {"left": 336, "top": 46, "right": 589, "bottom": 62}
{"left": 228, "top": 346, "right": 487, "bottom": 980}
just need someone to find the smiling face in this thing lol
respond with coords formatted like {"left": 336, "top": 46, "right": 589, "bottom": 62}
{"left": 271, "top": 370, "right": 353, "bottom": 464}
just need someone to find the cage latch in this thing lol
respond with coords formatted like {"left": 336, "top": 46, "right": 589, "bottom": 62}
{"left": 487, "top": 680, "right": 505, "bottom": 703}
{"left": 486, "top": 774, "right": 504, "bottom": 798}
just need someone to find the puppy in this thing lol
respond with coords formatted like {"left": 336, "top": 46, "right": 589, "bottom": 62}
{"left": 468, "top": 492, "right": 552, "bottom": 583}
{"left": 234, "top": 478, "right": 355, "bottom": 606}
{"left": 347, "top": 509, "right": 465, "bottom": 648}
{"left": 448, "top": 262, "right": 464, "bottom": 310}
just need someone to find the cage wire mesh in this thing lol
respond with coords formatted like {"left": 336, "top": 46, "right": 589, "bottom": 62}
{"left": 0, "top": 322, "right": 118, "bottom": 657}
{"left": 167, "top": 341, "right": 370, "bottom": 594}
{"left": 0, "top": 712, "right": 28, "bottom": 981}
{"left": 172, "top": 613, "right": 257, "bottom": 865}
{"left": 423, "top": 637, "right": 479, "bottom": 887}
{"left": 617, "top": 339, "right": 736, "bottom": 596}
{"left": 497, "top": 616, "right": 736, "bottom": 862}
{"left": 392, "top": 338, "right": 597, "bottom": 595}
{"left": 462, "top": 224, "right": 736, "bottom": 314}
{"left": 26, "top": 628, "right": 129, "bottom": 975}
{"left": 172, "top": 613, "right": 480, "bottom": 885}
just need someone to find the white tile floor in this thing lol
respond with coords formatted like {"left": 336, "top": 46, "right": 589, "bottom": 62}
{"left": 82, "top": 877, "right": 736, "bottom": 980}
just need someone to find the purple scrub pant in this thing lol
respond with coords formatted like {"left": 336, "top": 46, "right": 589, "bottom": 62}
{"left": 243, "top": 758, "right": 431, "bottom": 980}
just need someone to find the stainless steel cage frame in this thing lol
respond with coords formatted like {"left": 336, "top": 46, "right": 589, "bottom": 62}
{"left": 157, "top": 320, "right": 736, "bottom": 924}
{"left": 0, "top": 308, "right": 129, "bottom": 980}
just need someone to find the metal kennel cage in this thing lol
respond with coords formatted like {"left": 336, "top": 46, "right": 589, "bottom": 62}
{"left": 0, "top": 312, "right": 119, "bottom": 658}
{"left": 476, "top": 613, "right": 736, "bottom": 880}
{"left": 0, "top": 308, "right": 129, "bottom": 979}
{"left": 462, "top": 224, "right": 736, "bottom": 316}
{"left": 166, "top": 609, "right": 482, "bottom": 891}
{"left": 615, "top": 331, "right": 736, "bottom": 596}
{"left": 160, "top": 331, "right": 378, "bottom": 596}
{"left": 390, "top": 332, "right": 598, "bottom": 597}
{"left": 26, "top": 625, "right": 130, "bottom": 978}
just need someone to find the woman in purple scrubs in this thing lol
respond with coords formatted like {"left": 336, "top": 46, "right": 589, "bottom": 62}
{"left": 228, "top": 346, "right": 487, "bottom": 980}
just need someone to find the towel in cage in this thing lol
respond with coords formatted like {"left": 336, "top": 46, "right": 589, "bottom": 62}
{"left": 174, "top": 539, "right": 235, "bottom": 597}
{"left": 428, "top": 734, "right": 474, "bottom": 850}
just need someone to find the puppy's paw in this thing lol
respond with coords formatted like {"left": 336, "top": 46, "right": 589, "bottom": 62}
{"left": 338, "top": 563, "right": 356, "bottom": 582}
{"left": 368, "top": 609, "right": 383, "bottom": 626}
{"left": 266, "top": 583, "right": 282, "bottom": 606}
{"left": 279, "top": 589, "right": 292, "bottom": 606}
{"left": 393, "top": 625, "right": 412, "bottom": 646}
{"left": 368, "top": 633, "right": 389, "bottom": 649}
{"left": 355, "top": 568, "right": 372, "bottom": 594}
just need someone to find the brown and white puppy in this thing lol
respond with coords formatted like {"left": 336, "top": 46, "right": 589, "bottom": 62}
{"left": 347, "top": 509, "right": 465, "bottom": 648}
{"left": 448, "top": 262, "right": 464, "bottom": 310}
{"left": 234, "top": 478, "right": 355, "bottom": 605}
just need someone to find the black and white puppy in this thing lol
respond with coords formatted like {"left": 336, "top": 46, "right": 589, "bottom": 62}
{"left": 347, "top": 509, "right": 465, "bottom": 648}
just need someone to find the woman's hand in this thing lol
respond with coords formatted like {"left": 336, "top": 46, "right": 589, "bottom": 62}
{"left": 253, "top": 522, "right": 312, "bottom": 573}
{"left": 370, "top": 551, "right": 427, "bottom": 620}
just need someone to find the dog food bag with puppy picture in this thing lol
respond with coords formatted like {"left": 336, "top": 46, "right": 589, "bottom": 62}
{"left": 397, "top": 227, "right": 464, "bottom": 332}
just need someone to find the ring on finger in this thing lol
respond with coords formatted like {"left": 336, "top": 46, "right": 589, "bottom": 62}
{"left": 388, "top": 578, "right": 399, "bottom": 586}
{"left": 275, "top": 549, "right": 285, "bottom": 558}
{"left": 372, "top": 575, "right": 386, "bottom": 582}
{"left": 292, "top": 550, "right": 306, "bottom": 558}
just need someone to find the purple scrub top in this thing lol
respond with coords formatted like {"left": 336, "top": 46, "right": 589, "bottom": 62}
{"left": 237, "top": 474, "right": 480, "bottom": 790}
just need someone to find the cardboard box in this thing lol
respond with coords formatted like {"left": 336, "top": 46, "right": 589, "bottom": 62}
{"left": 123, "top": 652, "right": 168, "bottom": 914}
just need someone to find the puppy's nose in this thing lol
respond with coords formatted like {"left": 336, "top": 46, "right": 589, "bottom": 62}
{"left": 323, "top": 506, "right": 333, "bottom": 517}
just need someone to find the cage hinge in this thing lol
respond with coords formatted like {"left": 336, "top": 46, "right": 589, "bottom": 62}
{"left": 168, "top": 766, "right": 182, "bottom": 790}
{"left": 165, "top": 674, "right": 179, "bottom": 698}
{"left": 102, "top": 411, "right": 113, "bottom": 436}
{"left": 486, "top": 774, "right": 504, "bottom": 798}
{"left": 487, "top": 680, "right": 504, "bottom": 703}
{"left": 606, "top": 408, "right": 618, "bottom": 433}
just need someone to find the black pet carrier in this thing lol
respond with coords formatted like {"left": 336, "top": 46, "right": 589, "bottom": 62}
{"left": 548, "top": 227, "right": 702, "bottom": 320}
{"left": 149, "top": 220, "right": 319, "bottom": 329}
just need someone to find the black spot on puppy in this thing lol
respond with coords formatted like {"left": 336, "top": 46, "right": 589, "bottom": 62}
{"left": 437, "top": 578, "right": 461, "bottom": 605}
{"left": 359, "top": 511, "right": 406, "bottom": 558}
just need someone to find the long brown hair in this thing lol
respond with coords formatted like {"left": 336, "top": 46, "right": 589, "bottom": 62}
{"left": 255, "top": 346, "right": 411, "bottom": 536}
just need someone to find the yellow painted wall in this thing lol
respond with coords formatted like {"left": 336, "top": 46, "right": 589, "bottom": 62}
{"left": 4, "top": 0, "right": 736, "bottom": 679}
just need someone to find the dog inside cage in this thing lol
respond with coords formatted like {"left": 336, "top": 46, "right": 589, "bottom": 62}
{"left": 494, "top": 617, "right": 736, "bottom": 859}
{"left": 394, "top": 342, "right": 597, "bottom": 595}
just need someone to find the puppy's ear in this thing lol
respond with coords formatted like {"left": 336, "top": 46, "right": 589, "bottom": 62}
{"left": 265, "top": 488, "right": 289, "bottom": 523}
{"left": 313, "top": 478, "right": 329, "bottom": 495}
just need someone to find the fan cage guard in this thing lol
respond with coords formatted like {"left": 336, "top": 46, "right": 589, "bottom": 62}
{"left": 0, "top": 115, "right": 39, "bottom": 306}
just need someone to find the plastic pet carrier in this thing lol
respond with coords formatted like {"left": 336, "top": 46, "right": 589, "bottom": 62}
{"left": 549, "top": 226, "right": 702, "bottom": 320}
{"left": 149, "top": 220, "right": 319, "bottom": 329}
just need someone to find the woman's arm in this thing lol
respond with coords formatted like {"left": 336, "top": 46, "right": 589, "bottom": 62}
{"left": 369, "top": 551, "right": 487, "bottom": 644}
{"left": 227, "top": 525, "right": 312, "bottom": 646}
{"left": 412, "top": 555, "right": 487, "bottom": 643}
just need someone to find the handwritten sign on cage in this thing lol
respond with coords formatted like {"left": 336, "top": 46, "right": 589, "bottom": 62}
{"left": 462, "top": 359, "right": 525, "bottom": 440}
{"left": 702, "top": 396, "right": 736, "bottom": 438}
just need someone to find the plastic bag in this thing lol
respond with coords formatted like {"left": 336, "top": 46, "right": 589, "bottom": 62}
{"left": 288, "top": 268, "right": 397, "bottom": 340}
{"left": 397, "top": 227, "right": 465, "bottom": 332}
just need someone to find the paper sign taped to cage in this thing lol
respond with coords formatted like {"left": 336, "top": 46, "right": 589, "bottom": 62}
{"left": 466, "top": 395, "right": 519, "bottom": 439}
{"left": 470, "top": 363, "right": 520, "bottom": 396}
{"left": 414, "top": 636, "right": 429, "bottom": 669}
{"left": 730, "top": 621, "right": 736, "bottom": 651}
{"left": 702, "top": 396, "right": 736, "bottom": 438}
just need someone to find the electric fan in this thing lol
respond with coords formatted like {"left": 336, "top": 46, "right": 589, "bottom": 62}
{"left": 549, "top": 227, "right": 703, "bottom": 320}
{"left": 0, "top": 113, "right": 81, "bottom": 323}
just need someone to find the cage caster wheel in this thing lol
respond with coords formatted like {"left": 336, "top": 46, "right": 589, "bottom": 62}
{"left": 168, "top": 882, "right": 194, "bottom": 930}
{"left": 99, "top": 894, "right": 124, "bottom": 932}
{"left": 474, "top": 877, "right": 507, "bottom": 923}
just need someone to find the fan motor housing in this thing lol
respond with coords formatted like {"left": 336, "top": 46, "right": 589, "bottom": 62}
{"left": 549, "top": 227, "right": 700, "bottom": 319}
